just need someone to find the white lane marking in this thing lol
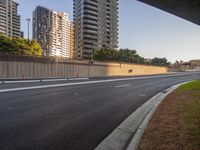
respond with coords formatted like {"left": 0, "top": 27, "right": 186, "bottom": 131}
{"left": 0, "top": 78, "right": 89, "bottom": 84}
{"left": 138, "top": 94, "right": 146, "bottom": 97}
{"left": 74, "top": 92, "right": 79, "bottom": 96}
{"left": 0, "top": 73, "right": 199, "bottom": 93}
{"left": 4, "top": 80, "right": 40, "bottom": 84}
{"left": 42, "top": 79, "right": 68, "bottom": 82}
{"left": 68, "top": 78, "right": 89, "bottom": 81}
{"left": 115, "top": 84, "right": 132, "bottom": 88}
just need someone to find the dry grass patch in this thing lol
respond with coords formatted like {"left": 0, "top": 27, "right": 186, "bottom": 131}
{"left": 138, "top": 80, "right": 200, "bottom": 150}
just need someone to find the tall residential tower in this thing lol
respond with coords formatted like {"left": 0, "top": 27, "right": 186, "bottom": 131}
{"left": 73, "top": 0, "right": 119, "bottom": 59}
{"left": 0, "top": 0, "right": 21, "bottom": 37}
{"left": 33, "top": 6, "right": 71, "bottom": 58}
{"left": 70, "top": 22, "right": 75, "bottom": 59}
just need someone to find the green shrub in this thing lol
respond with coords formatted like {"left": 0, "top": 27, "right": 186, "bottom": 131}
{"left": 0, "top": 34, "right": 42, "bottom": 56}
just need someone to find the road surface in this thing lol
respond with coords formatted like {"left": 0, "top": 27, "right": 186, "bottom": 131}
{"left": 0, "top": 72, "right": 200, "bottom": 150}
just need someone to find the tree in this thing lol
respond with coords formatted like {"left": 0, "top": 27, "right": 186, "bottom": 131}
{"left": 92, "top": 47, "right": 170, "bottom": 66}
{"left": 94, "top": 48, "right": 145, "bottom": 64}
{"left": 0, "top": 34, "right": 42, "bottom": 56}
{"left": 151, "top": 57, "right": 170, "bottom": 66}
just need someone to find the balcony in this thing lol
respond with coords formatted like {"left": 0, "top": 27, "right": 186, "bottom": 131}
{"left": 83, "top": 15, "right": 98, "bottom": 22}
{"left": 83, "top": 19, "right": 98, "bottom": 25}
{"left": 83, "top": 4, "right": 98, "bottom": 11}
{"left": 83, "top": 24, "right": 98, "bottom": 30}
{"left": 84, "top": 0, "right": 97, "bottom": 6}
{"left": 83, "top": 9, "right": 98, "bottom": 16}
{"left": 84, "top": 34, "right": 98, "bottom": 39}
{"left": 83, "top": 29, "right": 98, "bottom": 34}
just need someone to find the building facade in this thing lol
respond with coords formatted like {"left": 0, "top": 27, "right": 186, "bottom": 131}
{"left": 0, "top": 0, "right": 21, "bottom": 37}
{"left": 70, "top": 22, "right": 74, "bottom": 59}
{"left": 73, "top": 0, "right": 119, "bottom": 59}
{"left": 33, "top": 6, "right": 71, "bottom": 58}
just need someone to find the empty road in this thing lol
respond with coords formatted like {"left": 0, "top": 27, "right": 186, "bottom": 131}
{"left": 0, "top": 72, "right": 200, "bottom": 150}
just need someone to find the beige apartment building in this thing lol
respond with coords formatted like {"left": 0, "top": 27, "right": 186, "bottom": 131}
{"left": 33, "top": 6, "right": 72, "bottom": 58}
{"left": 0, "top": 0, "right": 21, "bottom": 37}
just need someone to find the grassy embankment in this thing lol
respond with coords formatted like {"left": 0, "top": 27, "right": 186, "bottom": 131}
{"left": 138, "top": 80, "right": 200, "bottom": 150}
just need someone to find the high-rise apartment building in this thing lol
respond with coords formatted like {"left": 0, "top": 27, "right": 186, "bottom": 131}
{"left": 0, "top": 0, "right": 21, "bottom": 37}
{"left": 70, "top": 22, "right": 74, "bottom": 59}
{"left": 33, "top": 6, "right": 71, "bottom": 58}
{"left": 73, "top": 0, "right": 119, "bottom": 59}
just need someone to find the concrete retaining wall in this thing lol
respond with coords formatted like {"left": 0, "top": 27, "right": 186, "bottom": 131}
{"left": 0, "top": 60, "right": 168, "bottom": 79}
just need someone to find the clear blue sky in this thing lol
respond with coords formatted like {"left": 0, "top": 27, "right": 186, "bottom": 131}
{"left": 17, "top": 0, "right": 200, "bottom": 62}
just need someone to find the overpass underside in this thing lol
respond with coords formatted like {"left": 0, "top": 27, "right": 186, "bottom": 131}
{"left": 138, "top": 0, "right": 200, "bottom": 26}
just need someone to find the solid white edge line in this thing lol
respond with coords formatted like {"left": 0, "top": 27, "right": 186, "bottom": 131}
{"left": 68, "top": 78, "right": 89, "bottom": 81}
{"left": 4, "top": 80, "right": 40, "bottom": 84}
{"left": 0, "top": 73, "right": 199, "bottom": 93}
{"left": 0, "top": 78, "right": 89, "bottom": 84}
{"left": 42, "top": 79, "right": 68, "bottom": 82}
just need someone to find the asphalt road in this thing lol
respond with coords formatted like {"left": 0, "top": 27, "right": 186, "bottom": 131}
{"left": 0, "top": 72, "right": 200, "bottom": 150}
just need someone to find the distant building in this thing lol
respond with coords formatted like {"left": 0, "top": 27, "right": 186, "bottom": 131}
{"left": 0, "top": 0, "right": 21, "bottom": 37}
{"left": 32, "top": 6, "right": 71, "bottom": 58}
{"left": 73, "top": 0, "right": 119, "bottom": 59}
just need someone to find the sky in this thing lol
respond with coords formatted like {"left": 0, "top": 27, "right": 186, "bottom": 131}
{"left": 16, "top": 0, "right": 200, "bottom": 62}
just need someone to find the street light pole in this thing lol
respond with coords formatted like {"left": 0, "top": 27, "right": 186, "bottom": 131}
{"left": 26, "top": 18, "right": 31, "bottom": 40}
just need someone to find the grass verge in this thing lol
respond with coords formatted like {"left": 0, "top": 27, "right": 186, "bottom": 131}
{"left": 138, "top": 80, "right": 200, "bottom": 150}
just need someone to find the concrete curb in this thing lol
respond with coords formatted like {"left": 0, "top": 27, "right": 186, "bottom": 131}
{"left": 95, "top": 81, "right": 192, "bottom": 150}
